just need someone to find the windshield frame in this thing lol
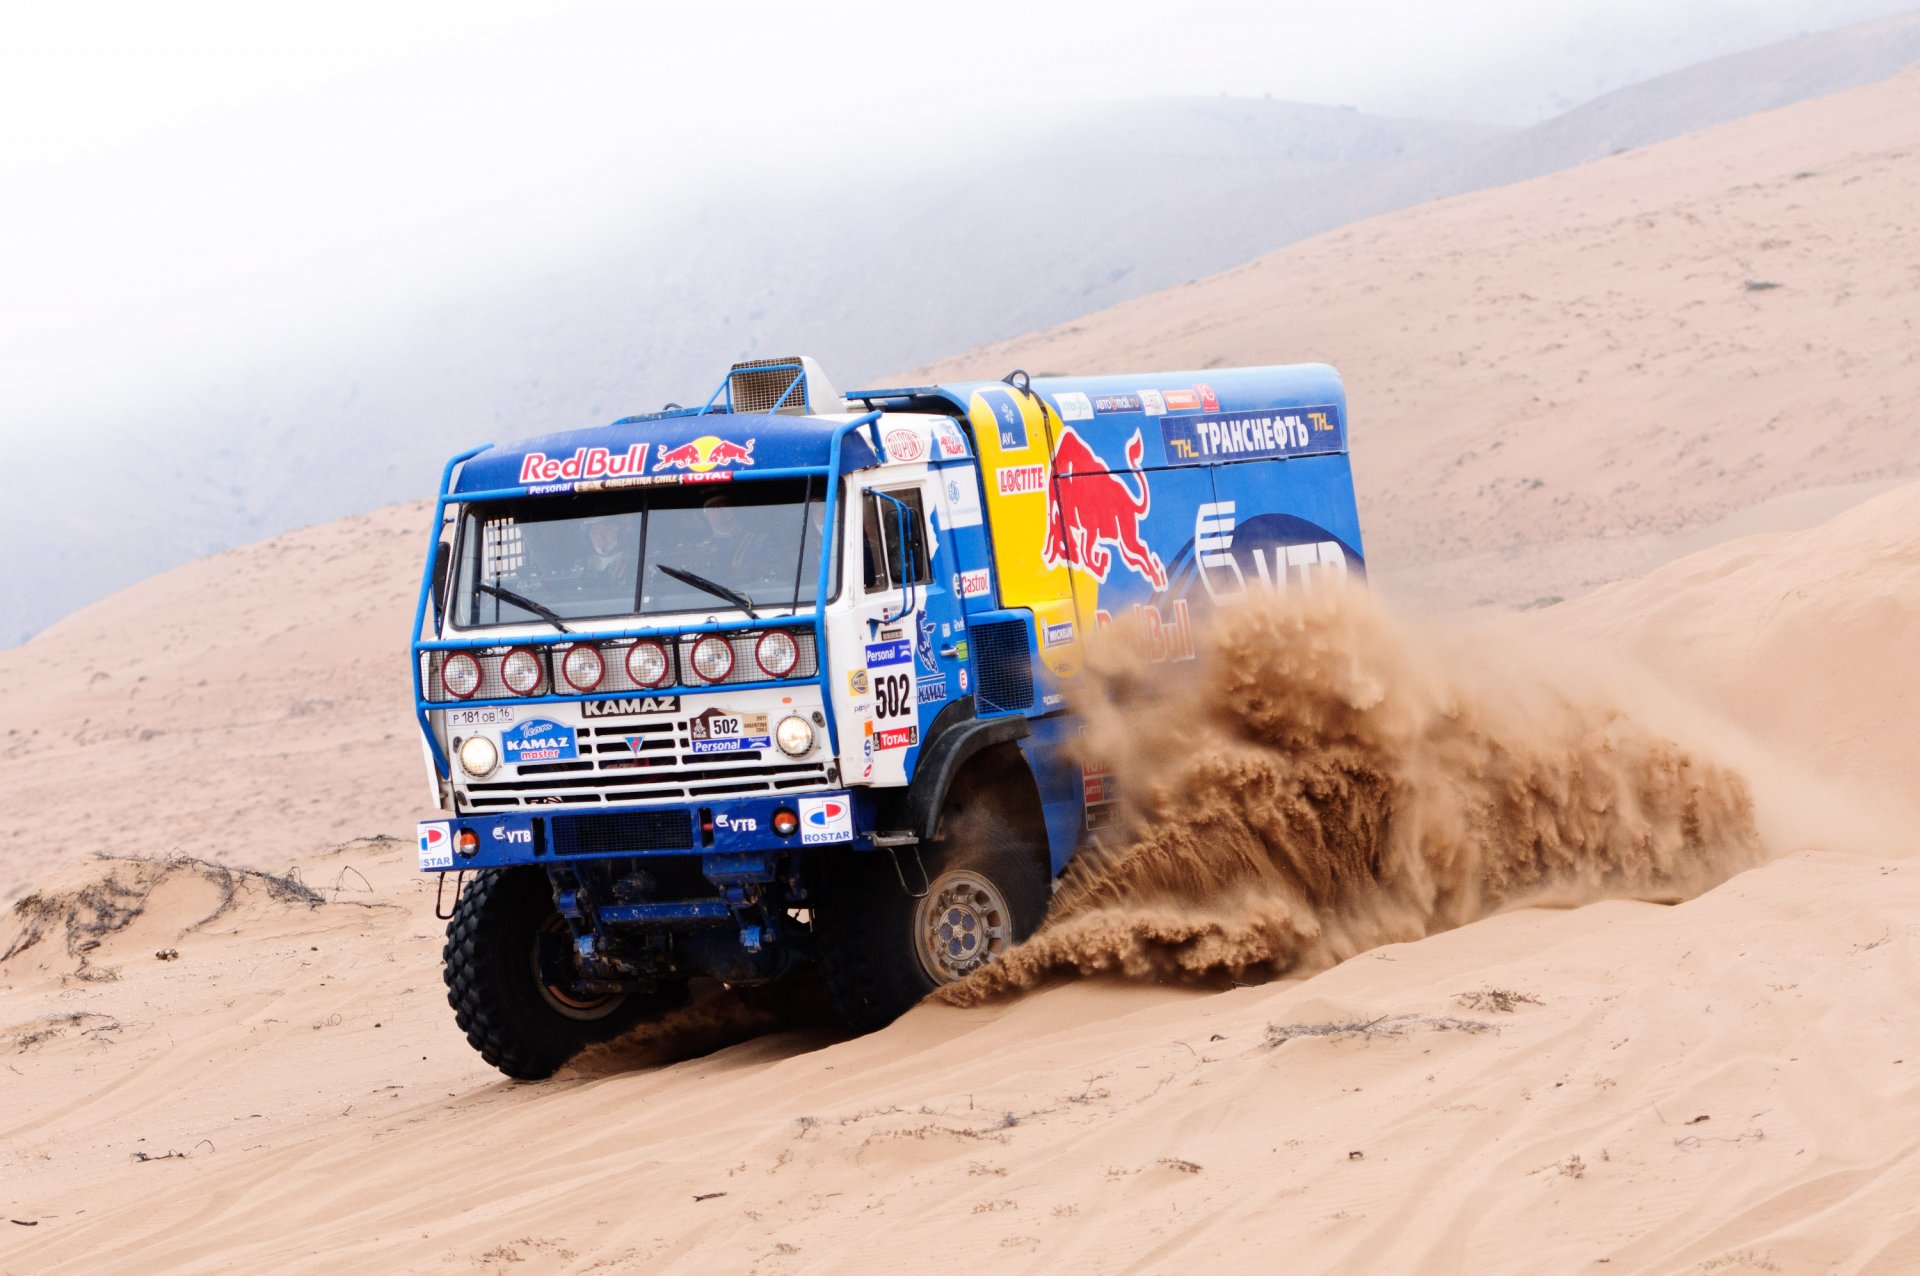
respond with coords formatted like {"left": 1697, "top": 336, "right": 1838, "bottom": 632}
{"left": 446, "top": 476, "right": 842, "bottom": 633}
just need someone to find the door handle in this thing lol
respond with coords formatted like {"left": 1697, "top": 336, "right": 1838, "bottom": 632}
{"left": 938, "top": 644, "right": 959, "bottom": 658}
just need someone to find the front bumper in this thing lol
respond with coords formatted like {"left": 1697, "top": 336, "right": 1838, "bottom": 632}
{"left": 416, "top": 791, "right": 866, "bottom": 874}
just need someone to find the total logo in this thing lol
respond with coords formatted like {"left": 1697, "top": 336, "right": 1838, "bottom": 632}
{"left": 799, "top": 795, "right": 853, "bottom": 845}
{"left": 655, "top": 435, "right": 756, "bottom": 473}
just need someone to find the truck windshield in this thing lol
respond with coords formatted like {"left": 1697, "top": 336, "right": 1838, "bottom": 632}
{"left": 452, "top": 477, "right": 833, "bottom": 628}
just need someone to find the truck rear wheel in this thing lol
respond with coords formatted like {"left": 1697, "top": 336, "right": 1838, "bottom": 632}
{"left": 443, "top": 867, "right": 672, "bottom": 1080}
{"left": 818, "top": 783, "right": 1050, "bottom": 1033}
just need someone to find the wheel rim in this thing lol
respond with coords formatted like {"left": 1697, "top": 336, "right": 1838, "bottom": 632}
{"left": 912, "top": 869, "right": 1015, "bottom": 984}
{"left": 532, "top": 917, "right": 625, "bottom": 1022}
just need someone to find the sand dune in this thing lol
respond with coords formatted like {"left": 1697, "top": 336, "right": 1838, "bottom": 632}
{"left": 909, "top": 68, "right": 1920, "bottom": 613}
{"left": 5, "top": 56, "right": 1920, "bottom": 1276}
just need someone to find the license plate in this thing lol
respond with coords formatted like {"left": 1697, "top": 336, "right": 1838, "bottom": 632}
{"left": 446, "top": 706, "right": 516, "bottom": 728}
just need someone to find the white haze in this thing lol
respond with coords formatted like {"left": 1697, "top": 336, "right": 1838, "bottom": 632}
{"left": 2, "top": 0, "right": 1910, "bottom": 451}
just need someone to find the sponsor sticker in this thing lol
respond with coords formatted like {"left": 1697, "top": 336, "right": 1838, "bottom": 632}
{"left": 417, "top": 822, "right": 453, "bottom": 870}
{"left": 934, "top": 422, "right": 970, "bottom": 458}
{"left": 941, "top": 474, "right": 983, "bottom": 529}
{"left": 689, "top": 708, "right": 771, "bottom": 754}
{"left": 800, "top": 795, "right": 853, "bottom": 844}
{"left": 958, "top": 667, "right": 969, "bottom": 692}
{"left": 876, "top": 726, "right": 918, "bottom": 750}
{"left": 958, "top": 568, "right": 991, "bottom": 599}
{"left": 1162, "top": 388, "right": 1200, "bottom": 411}
{"left": 1159, "top": 405, "right": 1344, "bottom": 464}
{"left": 977, "top": 388, "right": 1028, "bottom": 451}
{"left": 1043, "top": 621, "right": 1076, "bottom": 648}
{"left": 865, "top": 638, "right": 916, "bottom": 745}
{"left": 1196, "top": 383, "right": 1220, "bottom": 411}
{"left": 884, "top": 428, "right": 927, "bottom": 464}
{"left": 918, "top": 678, "right": 948, "bottom": 706}
{"left": 517, "top": 444, "right": 649, "bottom": 486}
{"left": 1138, "top": 388, "right": 1166, "bottom": 416}
{"left": 847, "top": 668, "right": 870, "bottom": 696}
{"left": 654, "top": 435, "right": 756, "bottom": 473}
{"left": 1092, "top": 392, "right": 1142, "bottom": 414}
{"left": 501, "top": 718, "right": 577, "bottom": 764}
{"left": 996, "top": 464, "right": 1047, "bottom": 496}
{"left": 715, "top": 812, "right": 759, "bottom": 832}
{"left": 1054, "top": 391, "right": 1093, "bottom": 421}
{"left": 581, "top": 695, "right": 679, "bottom": 718}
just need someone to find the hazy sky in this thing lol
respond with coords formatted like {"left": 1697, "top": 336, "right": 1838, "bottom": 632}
{"left": 2, "top": 0, "right": 1910, "bottom": 449}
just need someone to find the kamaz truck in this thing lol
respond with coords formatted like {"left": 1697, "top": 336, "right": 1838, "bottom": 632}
{"left": 412, "top": 356, "right": 1364, "bottom": 1077}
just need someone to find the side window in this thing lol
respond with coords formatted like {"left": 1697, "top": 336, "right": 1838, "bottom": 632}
{"left": 861, "top": 488, "right": 928, "bottom": 591}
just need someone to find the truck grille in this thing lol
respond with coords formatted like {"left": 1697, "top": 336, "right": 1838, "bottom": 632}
{"left": 458, "top": 704, "right": 830, "bottom": 809}
{"left": 551, "top": 810, "right": 695, "bottom": 855}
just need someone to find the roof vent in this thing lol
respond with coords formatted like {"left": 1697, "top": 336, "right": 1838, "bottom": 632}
{"left": 728, "top": 355, "right": 846, "bottom": 416}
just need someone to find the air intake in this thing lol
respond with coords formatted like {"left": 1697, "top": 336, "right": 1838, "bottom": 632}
{"left": 728, "top": 355, "right": 846, "bottom": 416}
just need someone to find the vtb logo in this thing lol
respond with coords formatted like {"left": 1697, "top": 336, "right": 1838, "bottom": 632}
{"left": 655, "top": 435, "right": 756, "bottom": 473}
{"left": 1043, "top": 427, "right": 1168, "bottom": 590}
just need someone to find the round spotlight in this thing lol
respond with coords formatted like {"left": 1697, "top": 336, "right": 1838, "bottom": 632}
{"left": 500, "top": 647, "right": 543, "bottom": 695}
{"left": 625, "top": 640, "right": 669, "bottom": 688}
{"left": 771, "top": 807, "right": 799, "bottom": 838}
{"left": 455, "top": 829, "right": 480, "bottom": 857}
{"left": 561, "top": 644, "right": 605, "bottom": 692}
{"left": 774, "top": 714, "right": 815, "bottom": 758}
{"left": 457, "top": 735, "right": 500, "bottom": 778}
{"left": 690, "top": 635, "right": 734, "bottom": 683}
{"left": 755, "top": 630, "right": 800, "bottom": 679}
{"left": 442, "top": 652, "right": 481, "bottom": 699}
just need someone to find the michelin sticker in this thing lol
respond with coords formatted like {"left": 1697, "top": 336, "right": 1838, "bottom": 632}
{"left": 800, "top": 795, "right": 853, "bottom": 844}
{"left": 689, "top": 708, "right": 772, "bottom": 754}
{"left": 501, "top": 718, "right": 577, "bottom": 764}
{"left": 418, "top": 822, "right": 453, "bottom": 870}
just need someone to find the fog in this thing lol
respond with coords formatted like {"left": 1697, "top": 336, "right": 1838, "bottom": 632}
{"left": 1, "top": 0, "right": 1914, "bottom": 642}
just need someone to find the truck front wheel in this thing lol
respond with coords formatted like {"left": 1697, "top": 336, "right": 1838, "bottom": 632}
{"left": 443, "top": 867, "right": 669, "bottom": 1080}
{"left": 818, "top": 771, "right": 1050, "bottom": 1032}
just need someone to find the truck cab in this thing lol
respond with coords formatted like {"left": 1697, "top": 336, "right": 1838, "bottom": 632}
{"left": 413, "top": 356, "right": 1363, "bottom": 1077}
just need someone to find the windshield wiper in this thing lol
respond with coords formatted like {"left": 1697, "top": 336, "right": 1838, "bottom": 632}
{"left": 475, "top": 582, "right": 572, "bottom": 634}
{"left": 657, "top": 564, "right": 759, "bottom": 619}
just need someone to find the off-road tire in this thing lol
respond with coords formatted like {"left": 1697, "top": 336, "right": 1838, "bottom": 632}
{"left": 443, "top": 867, "right": 665, "bottom": 1080}
{"left": 817, "top": 806, "right": 1049, "bottom": 1033}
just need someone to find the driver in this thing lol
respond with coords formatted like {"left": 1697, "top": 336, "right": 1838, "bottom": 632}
{"left": 689, "top": 495, "right": 761, "bottom": 578}
{"left": 582, "top": 515, "right": 633, "bottom": 585}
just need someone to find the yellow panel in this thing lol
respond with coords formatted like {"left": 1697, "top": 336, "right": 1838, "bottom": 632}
{"left": 965, "top": 389, "right": 1082, "bottom": 678}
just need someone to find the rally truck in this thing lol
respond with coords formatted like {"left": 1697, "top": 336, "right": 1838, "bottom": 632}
{"left": 412, "top": 356, "right": 1364, "bottom": 1078}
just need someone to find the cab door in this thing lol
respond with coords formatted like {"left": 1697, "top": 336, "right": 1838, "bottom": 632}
{"left": 832, "top": 472, "right": 967, "bottom": 788}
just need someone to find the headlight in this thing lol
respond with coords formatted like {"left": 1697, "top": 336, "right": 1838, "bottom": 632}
{"left": 500, "top": 647, "right": 543, "bottom": 695}
{"left": 442, "top": 652, "right": 481, "bottom": 699}
{"left": 755, "top": 630, "right": 799, "bottom": 678}
{"left": 458, "top": 735, "right": 500, "bottom": 778}
{"left": 626, "top": 640, "right": 669, "bottom": 688}
{"left": 774, "top": 714, "right": 814, "bottom": 758}
{"left": 561, "top": 644, "right": 604, "bottom": 692}
{"left": 690, "top": 636, "right": 734, "bottom": 683}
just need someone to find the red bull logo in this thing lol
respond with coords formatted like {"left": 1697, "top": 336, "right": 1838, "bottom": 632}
{"left": 517, "top": 444, "right": 649, "bottom": 485}
{"left": 1043, "top": 427, "right": 1168, "bottom": 590}
{"left": 654, "top": 435, "right": 756, "bottom": 473}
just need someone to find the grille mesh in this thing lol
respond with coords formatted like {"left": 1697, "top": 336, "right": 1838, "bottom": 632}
{"left": 972, "top": 619, "right": 1035, "bottom": 713}
{"left": 551, "top": 809, "right": 695, "bottom": 856}
{"left": 728, "top": 358, "right": 808, "bottom": 415}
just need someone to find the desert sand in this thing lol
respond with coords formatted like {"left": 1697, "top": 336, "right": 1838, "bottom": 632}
{"left": 5, "top": 68, "right": 1920, "bottom": 1276}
